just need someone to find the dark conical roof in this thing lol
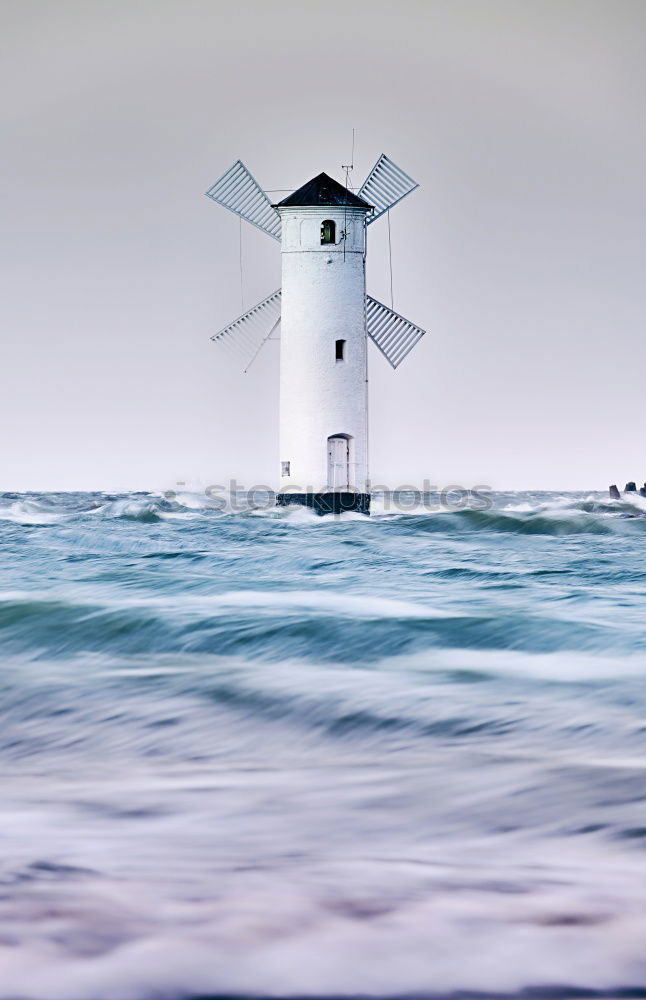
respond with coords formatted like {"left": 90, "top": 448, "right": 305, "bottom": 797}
{"left": 275, "top": 172, "right": 371, "bottom": 209}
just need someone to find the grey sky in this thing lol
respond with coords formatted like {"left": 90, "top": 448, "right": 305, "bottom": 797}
{"left": 2, "top": 0, "right": 645, "bottom": 491}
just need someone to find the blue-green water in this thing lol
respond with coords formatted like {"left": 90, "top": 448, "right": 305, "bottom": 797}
{"left": 1, "top": 490, "right": 646, "bottom": 999}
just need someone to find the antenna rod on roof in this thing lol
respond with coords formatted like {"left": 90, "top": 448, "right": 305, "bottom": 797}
{"left": 341, "top": 129, "right": 356, "bottom": 263}
{"left": 341, "top": 127, "right": 355, "bottom": 181}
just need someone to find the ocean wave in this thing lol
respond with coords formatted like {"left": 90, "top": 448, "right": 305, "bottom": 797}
{"left": 0, "top": 588, "right": 453, "bottom": 664}
{"left": 0, "top": 500, "right": 68, "bottom": 525}
{"left": 2, "top": 490, "right": 646, "bottom": 534}
{"left": 0, "top": 841, "right": 644, "bottom": 1000}
{"left": 377, "top": 505, "right": 646, "bottom": 536}
{"left": 2, "top": 488, "right": 646, "bottom": 1000}
{"left": 2, "top": 641, "right": 645, "bottom": 762}
{"left": 0, "top": 587, "right": 634, "bottom": 662}
{"left": 0, "top": 641, "right": 645, "bottom": 998}
{"left": 93, "top": 499, "right": 171, "bottom": 522}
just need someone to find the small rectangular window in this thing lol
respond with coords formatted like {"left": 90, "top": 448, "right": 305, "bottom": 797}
{"left": 335, "top": 339, "right": 346, "bottom": 361}
{"left": 281, "top": 461, "right": 290, "bottom": 476}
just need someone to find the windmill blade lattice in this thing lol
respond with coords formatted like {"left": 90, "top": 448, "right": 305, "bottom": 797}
{"left": 212, "top": 289, "right": 282, "bottom": 370}
{"left": 359, "top": 154, "right": 419, "bottom": 225}
{"left": 205, "top": 161, "right": 281, "bottom": 241}
{"left": 365, "top": 295, "right": 425, "bottom": 369}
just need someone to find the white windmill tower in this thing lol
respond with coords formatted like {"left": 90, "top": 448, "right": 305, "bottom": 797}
{"left": 207, "top": 154, "right": 425, "bottom": 514}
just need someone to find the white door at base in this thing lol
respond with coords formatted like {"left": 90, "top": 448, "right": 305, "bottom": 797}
{"left": 327, "top": 437, "right": 349, "bottom": 490}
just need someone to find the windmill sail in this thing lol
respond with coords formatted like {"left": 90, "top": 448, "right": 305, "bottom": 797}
{"left": 359, "top": 154, "right": 419, "bottom": 225}
{"left": 211, "top": 289, "right": 282, "bottom": 370}
{"left": 205, "top": 161, "right": 281, "bottom": 241}
{"left": 365, "top": 295, "right": 425, "bottom": 369}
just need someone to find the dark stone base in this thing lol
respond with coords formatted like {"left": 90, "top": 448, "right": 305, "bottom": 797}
{"left": 276, "top": 493, "right": 371, "bottom": 516}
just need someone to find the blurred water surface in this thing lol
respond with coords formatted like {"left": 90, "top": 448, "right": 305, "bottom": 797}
{"left": 1, "top": 490, "right": 646, "bottom": 1000}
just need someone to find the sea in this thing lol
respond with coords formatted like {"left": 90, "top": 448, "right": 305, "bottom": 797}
{"left": 1, "top": 489, "right": 645, "bottom": 1000}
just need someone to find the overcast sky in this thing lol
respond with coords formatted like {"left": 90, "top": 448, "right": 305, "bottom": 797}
{"left": 2, "top": 0, "right": 646, "bottom": 491}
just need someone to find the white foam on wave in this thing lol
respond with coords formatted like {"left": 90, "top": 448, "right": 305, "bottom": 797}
{"left": 170, "top": 490, "right": 221, "bottom": 510}
{"left": 396, "top": 646, "right": 646, "bottom": 682}
{"left": 0, "top": 587, "right": 447, "bottom": 622}
{"left": 503, "top": 492, "right": 646, "bottom": 518}
{"left": 620, "top": 492, "right": 646, "bottom": 513}
{"left": 96, "top": 499, "right": 161, "bottom": 519}
{"left": 246, "top": 503, "right": 373, "bottom": 523}
{"left": 370, "top": 501, "right": 448, "bottom": 518}
{"left": 0, "top": 501, "right": 65, "bottom": 525}
{"left": 5, "top": 490, "right": 644, "bottom": 526}
{"left": 203, "top": 589, "right": 444, "bottom": 618}
{"left": 157, "top": 510, "right": 203, "bottom": 521}
{"left": 502, "top": 494, "right": 576, "bottom": 514}
{"left": 0, "top": 845, "right": 644, "bottom": 1000}
{"left": 249, "top": 502, "right": 321, "bottom": 521}
{"left": 123, "top": 588, "right": 446, "bottom": 621}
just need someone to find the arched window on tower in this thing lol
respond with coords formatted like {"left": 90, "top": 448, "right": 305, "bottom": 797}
{"left": 321, "top": 220, "right": 336, "bottom": 245}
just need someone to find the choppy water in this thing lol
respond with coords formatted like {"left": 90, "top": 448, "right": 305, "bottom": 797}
{"left": 1, "top": 489, "right": 646, "bottom": 1000}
